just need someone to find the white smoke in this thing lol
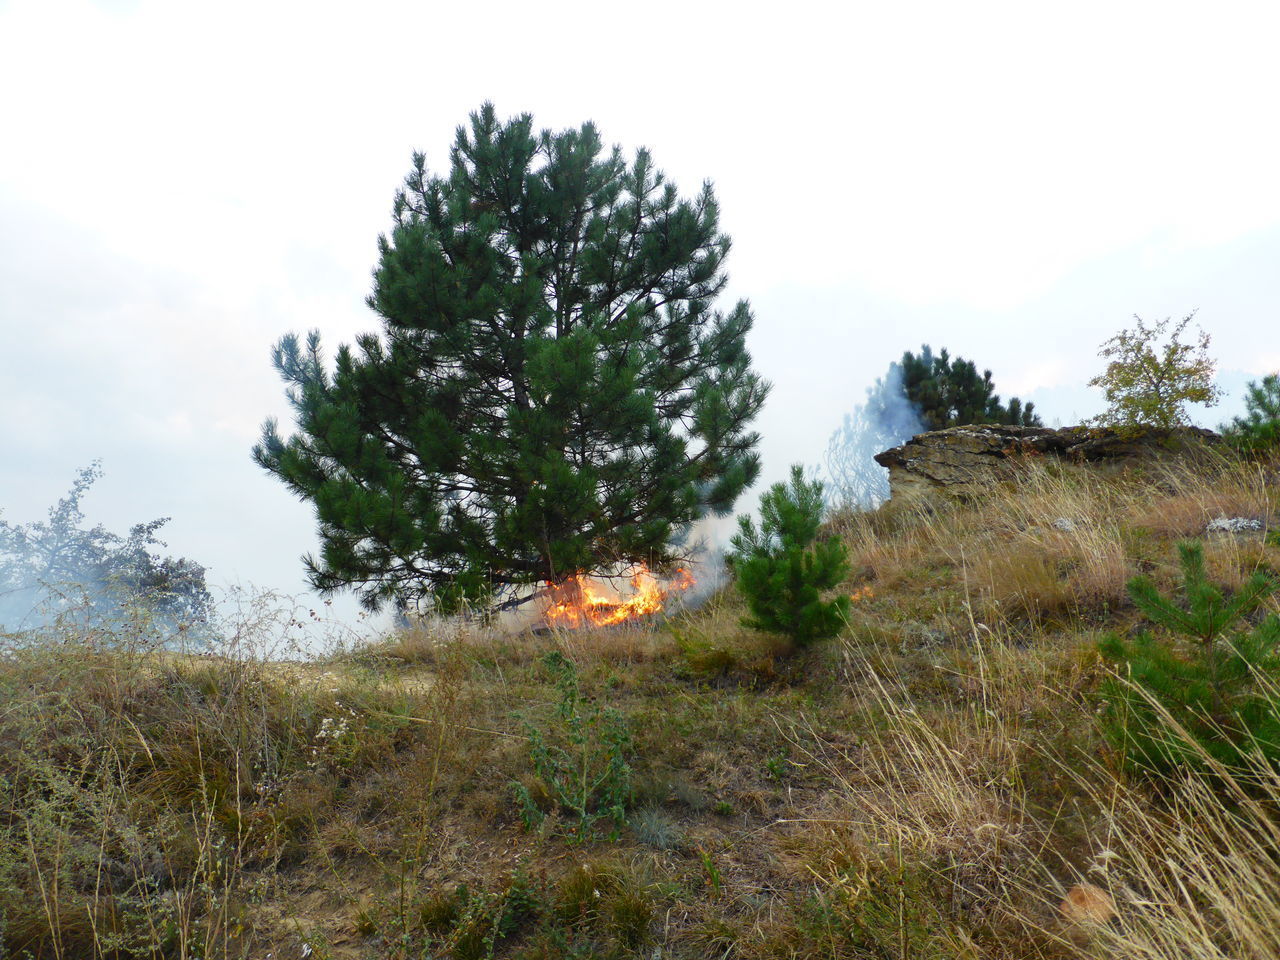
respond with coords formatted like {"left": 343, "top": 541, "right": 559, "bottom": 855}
{"left": 822, "top": 364, "right": 924, "bottom": 509}
{"left": 0, "top": 463, "right": 215, "bottom": 646}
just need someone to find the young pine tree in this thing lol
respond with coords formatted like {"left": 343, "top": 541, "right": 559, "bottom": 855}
{"left": 1098, "top": 540, "right": 1280, "bottom": 780}
{"left": 729, "top": 465, "right": 851, "bottom": 646}
{"left": 1222, "top": 373, "right": 1280, "bottom": 456}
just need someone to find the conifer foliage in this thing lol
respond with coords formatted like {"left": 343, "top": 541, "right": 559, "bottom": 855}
{"left": 729, "top": 466, "right": 850, "bottom": 646}
{"left": 1099, "top": 540, "right": 1280, "bottom": 780}
{"left": 254, "top": 104, "right": 768, "bottom": 614}
{"left": 897, "top": 345, "right": 1041, "bottom": 431}
{"left": 824, "top": 346, "right": 1037, "bottom": 508}
{"left": 1222, "top": 373, "right": 1280, "bottom": 456}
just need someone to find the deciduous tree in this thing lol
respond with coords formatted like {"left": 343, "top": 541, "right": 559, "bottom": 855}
{"left": 0, "top": 463, "right": 213, "bottom": 639}
{"left": 1088, "top": 312, "right": 1221, "bottom": 429}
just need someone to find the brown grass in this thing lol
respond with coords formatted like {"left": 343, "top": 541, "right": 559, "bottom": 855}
{"left": 836, "top": 455, "right": 1279, "bottom": 632}
{"left": 4, "top": 450, "right": 1280, "bottom": 958}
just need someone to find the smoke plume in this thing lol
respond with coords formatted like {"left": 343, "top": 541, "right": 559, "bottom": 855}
{"left": 823, "top": 363, "right": 924, "bottom": 508}
{"left": 0, "top": 463, "right": 214, "bottom": 644}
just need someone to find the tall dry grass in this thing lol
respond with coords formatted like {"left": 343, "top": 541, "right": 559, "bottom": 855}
{"left": 836, "top": 453, "right": 1278, "bottom": 627}
{"left": 0, "top": 587, "right": 479, "bottom": 958}
{"left": 800, "top": 585, "right": 1280, "bottom": 960}
{"left": 1042, "top": 668, "right": 1280, "bottom": 960}
{"left": 769, "top": 623, "right": 1059, "bottom": 958}
{"left": 810, "top": 448, "right": 1280, "bottom": 956}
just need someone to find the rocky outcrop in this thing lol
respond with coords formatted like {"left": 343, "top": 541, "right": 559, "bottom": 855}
{"left": 873, "top": 424, "right": 1221, "bottom": 503}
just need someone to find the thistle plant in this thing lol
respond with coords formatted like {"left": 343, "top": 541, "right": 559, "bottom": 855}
{"left": 511, "top": 651, "right": 633, "bottom": 843}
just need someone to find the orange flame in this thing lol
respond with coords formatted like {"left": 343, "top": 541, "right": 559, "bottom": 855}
{"left": 849, "top": 585, "right": 875, "bottom": 602}
{"left": 544, "top": 564, "right": 694, "bottom": 629}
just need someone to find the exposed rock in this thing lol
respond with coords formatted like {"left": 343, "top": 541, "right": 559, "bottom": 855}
{"left": 873, "top": 425, "right": 1221, "bottom": 504}
{"left": 1206, "top": 516, "right": 1265, "bottom": 534}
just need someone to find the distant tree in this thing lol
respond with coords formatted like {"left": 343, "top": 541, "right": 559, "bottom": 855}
{"left": 898, "top": 345, "right": 1042, "bottom": 431}
{"left": 1222, "top": 373, "right": 1280, "bottom": 456}
{"left": 729, "top": 465, "right": 850, "bottom": 646}
{"left": 0, "top": 463, "right": 214, "bottom": 639}
{"left": 254, "top": 104, "right": 768, "bottom": 615}
{"left": 1088, "top": 312, "right": 1222, "bottom": 430}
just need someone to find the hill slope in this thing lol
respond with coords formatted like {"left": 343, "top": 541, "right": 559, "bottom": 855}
{"left": 3, "top": 454, "right": 1278, "bottom": 959}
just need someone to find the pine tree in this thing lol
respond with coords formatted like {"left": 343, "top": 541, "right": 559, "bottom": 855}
{"left": 728, "top": 465, "right": 851, "bottom": 646}
{"left": 824, "top": 348, "right": 1038, "bottom": 508}
{"left": 254, "top": 104, "right": 769, "bottom": 614}
{"left": 1222, "top": 373, "right": 1280, "bottom": 456}
{"left": 1098, "top": 540, "right": 1280, "bottom": 780}
{"left": 897, "top": 345, "right": 1041, "bottom": 431}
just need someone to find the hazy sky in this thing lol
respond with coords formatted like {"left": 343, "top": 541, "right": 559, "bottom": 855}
{"left": 3, "top": 0, "right": 1278, "bottom": 629}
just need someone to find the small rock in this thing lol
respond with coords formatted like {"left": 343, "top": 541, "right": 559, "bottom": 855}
{"left": 1205, "top": 517, "right": 1264, "bottom": 534}
{"left": 1051, "top": 517, "right": 1077, "bottom": 532}
{"left": 1059, "top": 883, "right": 1116, "bottom": 924}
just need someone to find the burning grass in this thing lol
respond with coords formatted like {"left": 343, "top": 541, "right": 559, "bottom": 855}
{"left": 543, "top": 563, "right": 695, "bottom": 629}
{"left": 4, "top": 451, "right": 1280, "bottom": 958}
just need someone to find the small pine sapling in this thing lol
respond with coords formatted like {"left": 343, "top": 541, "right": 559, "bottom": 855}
{"left": 1222, "top": 373, "right": 1280, "bottom": 456}
{"left": 728, "top": 465, "right": 851, "bottom": 646}
{"left": 1098, "top": 540, "right": 1280, "bottom": 780}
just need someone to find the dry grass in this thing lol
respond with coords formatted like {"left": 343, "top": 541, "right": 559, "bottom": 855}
{"left": 4, "top": 450, "right": 1280, "bottom": 958}
{"left": 1028, "top": 668, "right": 1280, "bottom": 960}
{"left": 795, "top": 551, "right": 1280, "bottom": 960}
{"left": 762, "top": 626, "right": 1059, "bottom": 958}
{"left": 836, "top": 454, "right": 1279, "bottom": 632}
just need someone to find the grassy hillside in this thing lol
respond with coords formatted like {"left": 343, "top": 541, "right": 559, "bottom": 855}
{"left": 3, "top": 454, "right": 1279, "bottom": 959}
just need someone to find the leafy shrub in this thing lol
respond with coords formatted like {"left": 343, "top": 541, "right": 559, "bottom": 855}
{"left": 1222, "top": 372, "right": 1280, "bottom": 456}
{"left": 728, "top": 465, "right": 850, "bottom": 646}
{"left": 1098, "top": 540, "right": 1280, "bottom": 779}
{"left": 512, "top": 652, "right": 634, "bottom": 842}
{"left": 1087, "top": 312, "right": 1222, "bottom": 429}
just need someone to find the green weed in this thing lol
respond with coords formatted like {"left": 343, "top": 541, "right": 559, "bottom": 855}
{"left": 511, "top": 652, "right": 634, "bottom": 843}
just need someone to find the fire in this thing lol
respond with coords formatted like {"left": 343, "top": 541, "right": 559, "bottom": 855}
{"left": 849, "top": 585, "right": 875, "bottom": 602}
{"left": 544, "top": 563, "right": 694, "bottom": 629}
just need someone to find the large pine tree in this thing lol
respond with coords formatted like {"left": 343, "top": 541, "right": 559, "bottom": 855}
{"left": 254, "top": 105, "right": 769, "bottom": 614}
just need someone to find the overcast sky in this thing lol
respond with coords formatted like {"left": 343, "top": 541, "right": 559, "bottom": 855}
{"left": 3, "top": 0, "right": 1278, "bottom": 631}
